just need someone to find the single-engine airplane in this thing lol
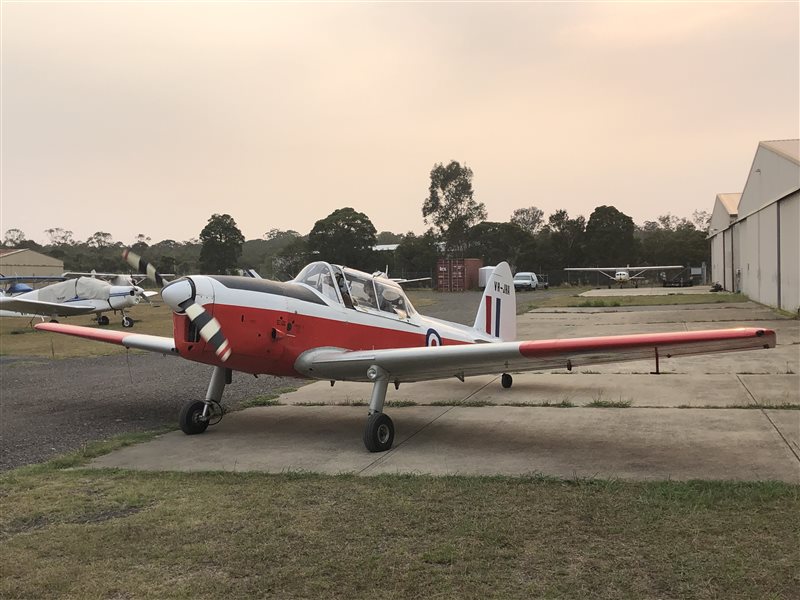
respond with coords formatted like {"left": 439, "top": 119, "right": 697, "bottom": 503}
{"left": 565, "top": 265, "right": 684, "bottom": 288}
{"left": 1, "top": 275, "right": 149, "bottom": 327}
{"left": 35, "top": 249, "right": 775, "bottom": 452}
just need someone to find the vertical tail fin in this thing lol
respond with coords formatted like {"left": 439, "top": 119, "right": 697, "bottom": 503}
{"left": 473, "top": 262, "right": 516, "bottom": 341}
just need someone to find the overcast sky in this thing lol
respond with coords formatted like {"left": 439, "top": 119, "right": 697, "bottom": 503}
{"left": 2, "top": 1, "right": 798, "bottom": 245}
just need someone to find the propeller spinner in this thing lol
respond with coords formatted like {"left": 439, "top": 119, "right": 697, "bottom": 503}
{"left": 123, "top": 249, "right": 232, "bottom": 362}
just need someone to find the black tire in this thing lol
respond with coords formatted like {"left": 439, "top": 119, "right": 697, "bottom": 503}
{"left": 122, "top": 316, "right": 134, "bottom": 328}
{"left": 98, "top": 315, "right": 110, "bottom": 326}
{"left": 501, "top": 373, "right": 513, "bottom": 389}
{"left": 363, "top": 412, "right": 394, "bottom": 452}
{"left": 179, "top": 400, "right": 209, "bottom": 435}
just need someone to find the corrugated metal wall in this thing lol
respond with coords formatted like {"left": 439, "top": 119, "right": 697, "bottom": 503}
{"left": 779, "top": 193, "right": 799, "bottom": 313}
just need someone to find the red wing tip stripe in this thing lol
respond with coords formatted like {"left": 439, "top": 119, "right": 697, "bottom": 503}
{"left": 34, "top": 322, "right": 130, "bottom": 343}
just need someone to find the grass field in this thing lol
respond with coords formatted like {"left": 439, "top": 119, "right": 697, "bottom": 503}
{"left": 0, "top": 301, "right": 175, "bottom": 358}
{"left": 2, "top": 290, "right": 798, "bottom": 597}
{"left": 1, "top": 440, "right": 798, "bottom": 600}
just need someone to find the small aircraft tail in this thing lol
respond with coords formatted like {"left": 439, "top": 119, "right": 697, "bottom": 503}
{"left": 473, "top": 262, "right": 516, "bottom": 341}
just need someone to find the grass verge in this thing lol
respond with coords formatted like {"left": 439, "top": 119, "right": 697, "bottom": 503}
{"left": 524, "top": 292, "right": 747, "bottom": 310}
{"left": 0, "top": 457, "right": 797, "bottom": 600}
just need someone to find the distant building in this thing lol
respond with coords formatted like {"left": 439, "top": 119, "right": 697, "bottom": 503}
{"left": 0, "top": 248, "right": 64, "bottom": 277}
{"left": 708, "top": 139, "right": 799, "bottom": 313}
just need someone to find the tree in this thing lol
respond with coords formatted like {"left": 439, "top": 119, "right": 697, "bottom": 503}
{"left": 86, "top": 231, "right": 113, "bottom": 248}
{"left": 637, "top": 214, "right": 709, "bottom": 268}
{"left": 275, "top": 237, "right": 311, "bottom": 279}
{"left": 422, "top": 161, "right": 486, "bottom": 255}
{"left": 376, "top": 231, "right": 404, "bottom": 245}
{"left": 510, "top": 206, "right": 544, "bottom": 235}
{"left": 395, "top": 231, "right": 439, "bottom": 277}
{"left": 544, "top": 209, "right": 586, "bottom": 268}
{"left": 199, "top": 214, "right": 245, "bottom": 274}
{"left": 467, "top": 222, "right": 532, "bottom": 268}
{"left": 264, "top": 228, "right": 300, "bottom": 241}
{"left": 3, "top": 228, "right": 26, "bottom": 247}
{"left": 692, "top": 210, "right": 711, "bottom": 232}
{"left": 44, "top": 227, "right": 75, "bottom": 246}
{"left": 584, "top": 205, "right": 636, "bottom": 267}
{"left": 308, "top": 207, "right": 377, "bottom": 269}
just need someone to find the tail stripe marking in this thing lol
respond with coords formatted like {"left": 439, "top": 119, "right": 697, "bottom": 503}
{"left": 485, "top": 295, "right": 492, "bottom": 334}
{"left": 495, "top": 297, "right": 501, "bottom": 338}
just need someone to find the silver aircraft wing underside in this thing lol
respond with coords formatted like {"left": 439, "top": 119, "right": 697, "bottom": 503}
{"left": 295, "top": 328, "right": 775, "bottom": 383}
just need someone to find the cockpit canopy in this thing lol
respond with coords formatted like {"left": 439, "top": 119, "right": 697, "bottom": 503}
{"left": 293, "top": 262, "right": 415, "bottom": 319}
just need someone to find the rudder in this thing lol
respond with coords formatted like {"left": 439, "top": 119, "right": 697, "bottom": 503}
{"left": 473, "top": 262, "right": 516, "bottom": 341}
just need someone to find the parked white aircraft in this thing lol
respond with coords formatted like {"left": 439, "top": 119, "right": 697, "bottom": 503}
{"left": 564, "top": 265, "right": 684, "bottom": 288}
{"left": 0, "top": 276, "right": 149, "bottom": 327}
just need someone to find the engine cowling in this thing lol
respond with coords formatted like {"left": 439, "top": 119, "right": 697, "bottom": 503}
{"left": 108, "top": 286, "right": 140, "bottom": 310}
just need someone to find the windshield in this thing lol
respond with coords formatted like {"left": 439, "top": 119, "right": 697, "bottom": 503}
{"left": 293, "top": 262, "right": 341, "bottom": 304}
{"left": 342, "top": 268, "right": 415, "bottom": 318}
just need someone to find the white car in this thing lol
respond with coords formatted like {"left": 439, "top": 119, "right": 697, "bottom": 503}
{"left": 513, "top": 272, "right": 539, "bottom": 291}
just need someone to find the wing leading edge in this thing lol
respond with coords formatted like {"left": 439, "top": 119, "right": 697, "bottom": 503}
{"left": 296, "top": 328, "right": 775, "bottom": 383}
{"left": 34, "top": 322, "right": 178, "bottom": 355}
{"left": 0, "top": 297, "right": 97, "bottom": 317}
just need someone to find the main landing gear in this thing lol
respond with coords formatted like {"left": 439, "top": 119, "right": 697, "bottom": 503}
{"left": 501, "top": 373, "right": 513, "bottom": 389}
{"left": 96, "top": 314, "right": 133, "bottom": 327}
{"left": 363, "top": 365, "right": 395, "bottom": 452}
{"left": 179, "top": 366, "right": 229, "bottom": 435}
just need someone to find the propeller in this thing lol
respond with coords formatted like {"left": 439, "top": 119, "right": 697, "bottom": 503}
{"left": 123, "top": 249, "right": 232, "bottom": 362}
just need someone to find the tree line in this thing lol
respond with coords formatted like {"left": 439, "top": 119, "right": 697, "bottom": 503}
{"left": 3, "top": 161, "right": 711, "bottom": 285}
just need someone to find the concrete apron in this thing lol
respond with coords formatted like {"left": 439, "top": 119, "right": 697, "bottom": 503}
{"left": 89, "top": 301, "right": 799, "bottom": 481}
{"left": 90, "top": 383, "right": 800, "bottom": 482}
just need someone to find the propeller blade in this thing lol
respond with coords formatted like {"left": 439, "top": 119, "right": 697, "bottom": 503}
{"left": 180, "top": 299, "right": 232, "bottom": 362}
{"left": 122, "top": 249, "right": 167, "bottom": 288}
{"left": 162, "top": 278, "right": 231, "bottom": 362}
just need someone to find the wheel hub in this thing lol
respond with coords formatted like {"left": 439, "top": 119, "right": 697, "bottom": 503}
{"left": 377, "top": 423, "right": 390, "bottom": 444}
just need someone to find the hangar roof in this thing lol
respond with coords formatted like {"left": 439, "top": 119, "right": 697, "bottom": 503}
{"left": 0, "top": 249, "right": 24, "bottom": 258}
{"left": 716, "top": 193, "right": 740, "bottom": 216}
{"left": 760, "top": 139, "right": 799, "bottom": 165}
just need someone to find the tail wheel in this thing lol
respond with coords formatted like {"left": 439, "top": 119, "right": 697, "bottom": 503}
{"left": 179, "top": 400, "right": 209, "bottom": 435}
{"left": 363, "top": 412, "right": 394, "bottom": 452}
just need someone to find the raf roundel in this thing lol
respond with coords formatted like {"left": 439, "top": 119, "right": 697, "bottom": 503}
{"left": 426, "top": 328, "right": 442, "bottom": 347}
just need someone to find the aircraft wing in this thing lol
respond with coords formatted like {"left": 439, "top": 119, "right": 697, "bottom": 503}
{"left": 0, "top": 297, "right": 97, "bottom": 317}
{"left": 0, "top": 275, "right": 66, "bottom": 283}
{"left": 563, "top": 267, "right": 617, "bottom": 272}
{"left": 34, "top": 323, "right": 178, "bottom": 354}
{"left": 297, "top": 328, "right": 775, "bottom": 383}
{"left": 630, "top": 265, "right": 684, "bottom": 271}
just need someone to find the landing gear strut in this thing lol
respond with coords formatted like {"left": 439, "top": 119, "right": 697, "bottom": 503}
{"left": 363, "top": 365, "right": 394, "bottom": 452}
{"left": 179, "top": 366, "right": 230, "bottom": 435}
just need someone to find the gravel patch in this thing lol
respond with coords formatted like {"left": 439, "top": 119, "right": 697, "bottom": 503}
{"left": 0, "top": 352, "right": 304, "bottom": 471}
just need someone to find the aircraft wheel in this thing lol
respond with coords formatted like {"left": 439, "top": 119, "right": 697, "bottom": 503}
{"left": 122, "top": 316, "right": 134, "bottom": 328}
{"left": 501, "top": 373, "right": 513, "bottom": 388}
{"left": 179, "top": 400, "right": 209, "bottom": 435}
{"left": 98, "top": 315, "right": 110, "bottom": 326}
{"left": 363, "top": 412, "right": 394, "bottom": 452}
{"left": 49, "top": 319, "right": 59, "bottom": 323}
